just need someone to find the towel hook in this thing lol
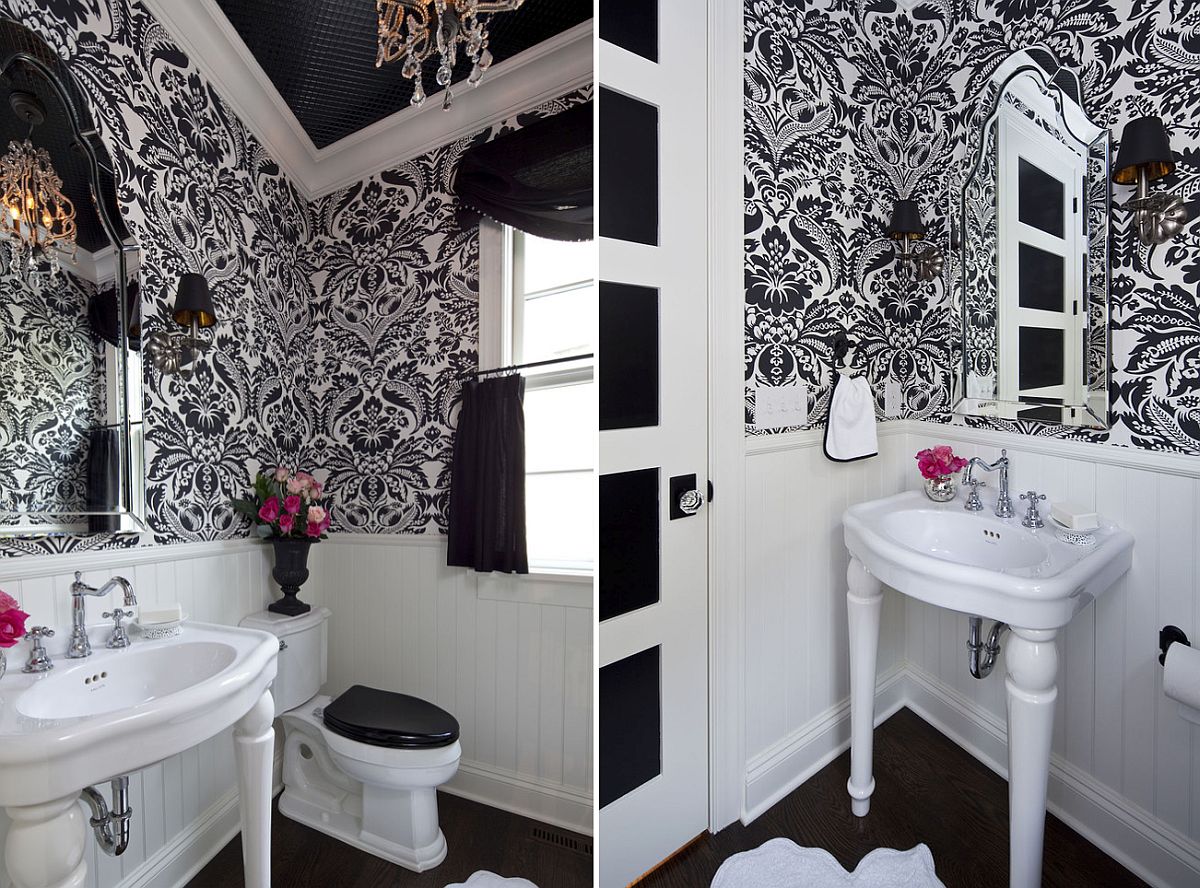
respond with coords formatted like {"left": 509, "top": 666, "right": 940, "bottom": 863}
{"left": 831, "top": 332, "right": 853, "bottom": 369}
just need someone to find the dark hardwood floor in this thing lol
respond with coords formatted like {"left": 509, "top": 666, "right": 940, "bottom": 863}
{"left": 639, "top": 708, "right": 1146, "bottom": 888}
{"left": 186, "top": 792, "right": 592, "bottom": 888}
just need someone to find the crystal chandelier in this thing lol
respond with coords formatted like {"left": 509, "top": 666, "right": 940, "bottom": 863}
{"left": 375, "top": 0, "right": 525, "bottom": 111}
{"left": 0, "top": 91, "right": 76, "bottom": 279}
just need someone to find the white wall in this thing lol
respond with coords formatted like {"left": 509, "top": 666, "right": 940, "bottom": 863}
{"left": 744, "top": 421, "right": 1200, "bottom": 887}
{"left": 0, "top": 537, "right": 592, "bottom": 888}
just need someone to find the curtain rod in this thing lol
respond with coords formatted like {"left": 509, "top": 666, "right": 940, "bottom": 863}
{"left": 461, "top": 353, "right": 594, "bottom": 380}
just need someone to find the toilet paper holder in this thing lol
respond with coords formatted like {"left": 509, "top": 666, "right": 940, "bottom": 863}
{"left": 1159, "top": 625, "right": 1191, "bottom": 666}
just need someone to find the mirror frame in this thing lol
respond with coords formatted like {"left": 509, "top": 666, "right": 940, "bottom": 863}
{"left": 952, "top": 48, "right": 1112, "bottom": 430}
{"left": 0, "top": 41, "right": 146, "bottom": 533}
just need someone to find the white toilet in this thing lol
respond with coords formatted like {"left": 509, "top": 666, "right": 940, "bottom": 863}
{"left": 241, "top": 608, "right": 462, "bottom": 872}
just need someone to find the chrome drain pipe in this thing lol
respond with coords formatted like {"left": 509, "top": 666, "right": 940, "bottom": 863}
{"left": 968, "top": 616, "right": 1009, "bottom": 679}
{"left": 80, "top": 776, "right": 133, "bottom": 856}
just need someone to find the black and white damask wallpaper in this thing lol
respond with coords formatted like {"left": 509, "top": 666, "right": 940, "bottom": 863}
{"left": 305, "top": 90, "right": 589, "bottom": 535}
{"left": 0, "top": 268, "right": 105, "bottom": 515}
{"left": 0, "top": 0, "right": 316, "bottom": 556}
{"left": 745, "top": 0, "right": 1200, "bottom": 455}
{"left": 0, "top": 0, "right": 588, "bottom": 555}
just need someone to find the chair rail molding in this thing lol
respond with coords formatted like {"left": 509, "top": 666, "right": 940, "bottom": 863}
{"left": 140, "top": 0, "right": 593, "bottom": 198}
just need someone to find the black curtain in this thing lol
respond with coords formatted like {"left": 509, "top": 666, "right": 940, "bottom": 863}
{"left": 86, "top": 426, "right": 120, "bottom": 533}
{"left": 455, "top": 101, "right": 593, "bottom": 241}
{"left": 447, "top": 375, "right": 529, "bottom": 574}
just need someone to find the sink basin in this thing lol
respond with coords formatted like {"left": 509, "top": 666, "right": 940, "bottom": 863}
{"left": 17, "top": 641, "right": 239, "bottom": 720}
{"left": 878, "top": 508, "right": 1049, "bottom": 571}
{"left": 0, "top": 622, "right": 277, "bottom": 808}
{"left": 844, "top": 490, "right": 1134, "bottom": 628}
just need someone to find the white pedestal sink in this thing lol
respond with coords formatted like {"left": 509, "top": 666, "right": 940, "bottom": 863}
{"left": 843, "top": 491, "right": 1133, "bottom": 888}
{"left": 0, "top": 623, "right": 278, "bottom": 888}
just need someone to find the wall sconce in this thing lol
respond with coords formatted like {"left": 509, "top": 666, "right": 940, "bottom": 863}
{"left": 1113, "top": 115, "right": 1190, "bottom": 245}
{"left": 144, "top": 273, "right": 217, "bottom": 376}
{"left": 887, "top": 198, "right": 943, "bottom": 281}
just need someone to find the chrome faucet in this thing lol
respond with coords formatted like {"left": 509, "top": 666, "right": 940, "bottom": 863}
{"left": 68, "top": 572, "right": 137, "bottom": 659}
{"left": 963, "top": 449, "right": 1014, "bottom": 518}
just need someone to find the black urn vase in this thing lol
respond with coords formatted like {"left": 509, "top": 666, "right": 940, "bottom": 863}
{"left": 269, "top": 538, "right": 312, "bottom": 616}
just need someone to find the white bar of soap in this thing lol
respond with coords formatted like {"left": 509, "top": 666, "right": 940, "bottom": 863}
{"left": 1050, "top": 502, "right": 1099, "bottom": 531}
{"left": 139, "top": 603, "right": 182, "bottom": 625}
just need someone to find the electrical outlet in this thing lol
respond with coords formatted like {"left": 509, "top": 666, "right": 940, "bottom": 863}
{"left": 755, "top": 384, "right": 808, "bottom": 429}
{"left": 884, "top": 378, "right": 902, "bottom": 417}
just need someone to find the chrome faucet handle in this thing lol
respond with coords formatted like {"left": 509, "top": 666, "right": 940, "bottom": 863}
{"left": 102, "top": 609, "right": 134, "bottom": 649}
{"left": 963, "top": 477, "right": 987, "bottom": 512}
{"left": 1020, "top": 491, "right": 1047, "bottom": 528}
{"left": 23, "top": 627, "right": 55, "bottom": 673}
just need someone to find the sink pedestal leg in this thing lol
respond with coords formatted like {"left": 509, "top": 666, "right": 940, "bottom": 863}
{"left": 234, "top": 689, "right": 275, "bottom": 888}
{"left": 4, "top": 795, "right": 88, "bottom": 888}
{"left": 1005, "top": 627, "right": 1058, "bottom": 888}
{"left": 846, "top": 556, "right": 882, "bottom": 817}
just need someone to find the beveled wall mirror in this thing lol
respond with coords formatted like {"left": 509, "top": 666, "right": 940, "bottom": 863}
{"left": 0, "top": 21, "right": 146, "bottom": 534}
{"left": 953, "top": 48, "right": 1111, "bottom": 429}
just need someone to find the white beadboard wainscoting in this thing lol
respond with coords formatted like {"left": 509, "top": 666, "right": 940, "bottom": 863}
{"left": 0, "top": 535, "right": 592, "bottom": 888}
{"left": 744, "top": 421, "right": 1200, "bottom": 887}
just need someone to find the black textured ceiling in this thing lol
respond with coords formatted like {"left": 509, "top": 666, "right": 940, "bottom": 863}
{"left": 214, "top": 0, "right": 592, "bottom": 149}
{"left": 0, "top": 21, "right": 112, "bottom": 255}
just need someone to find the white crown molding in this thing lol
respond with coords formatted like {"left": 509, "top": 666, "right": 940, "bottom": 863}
{"left": 140, "top": 0, "right": 592, "bottom": 199}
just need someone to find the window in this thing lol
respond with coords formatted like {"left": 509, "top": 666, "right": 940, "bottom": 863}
{"left": 481, "top": 224, "right": 595, "bottom": 573}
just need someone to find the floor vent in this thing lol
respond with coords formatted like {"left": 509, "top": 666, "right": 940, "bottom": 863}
{"left": 531, "top": 825, "right": 592, "bottom": 856}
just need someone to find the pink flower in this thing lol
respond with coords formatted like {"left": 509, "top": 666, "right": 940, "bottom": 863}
{"left": 915, "top": 446, "right": 967, "bottom": 480}
{"left": 309, "top": 480, "right": 323, "bottom": 499}
{"left": 258, "top": 496, "right": 281, "bottom": 522}
{"left": 307, "top": 505, "right": 326, "bottom": 524}
{"left": 305, "top": 511, "right": 331, "bottom": 539}
{"left": 286, "top": 477, "right": 304, "bottom": 495}
{"left": 279, "top": 513, "right": 295, "bottom": 535}
{"left": 0, "top": 607, "right": 29, "bottom": 649}
{"left": 284, "top": 495, "right": 302, "bottom": 515}
{"left": 273, "top": 466, "right": 289, "bottom": 483}
{"left": 0, "top": 589, "right": 18, "bottom": 613}
{"left": 295, "top": 471, "right": 315, "bottom": 491}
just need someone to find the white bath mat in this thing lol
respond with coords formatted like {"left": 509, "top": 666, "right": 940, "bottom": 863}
{"left": 443, "top": 872, "right": 538, "bottom": 888}
{"left": 710, "top": 838, "right": 946, "bottom": 887}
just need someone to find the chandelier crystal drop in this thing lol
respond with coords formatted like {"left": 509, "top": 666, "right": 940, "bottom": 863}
{"left": 375, "top": 0, "right": 524, "bottom": 111}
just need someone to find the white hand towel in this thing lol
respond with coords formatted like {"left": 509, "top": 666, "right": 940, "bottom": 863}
{"left": 824, "top": 373, "right": 878, "bottom": 462}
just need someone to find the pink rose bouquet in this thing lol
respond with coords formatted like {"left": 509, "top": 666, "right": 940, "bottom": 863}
{"left": 0, "top": 589, "right": 30, "bottom": 649}
{"left": 232, "top": 466, "right": 332, "bottom": 540}
{"left": 915, "top": 445, "right": 968, "bottom": 480}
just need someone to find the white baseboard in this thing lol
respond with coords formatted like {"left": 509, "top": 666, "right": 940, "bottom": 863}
{"left": 112, "top": 753, "right": 284, "bottom": 888}
{"left": 116, "top": 788, "right": 242, "bottom": 888}
{"left": 446, "top": 759, "right": 593, "bottom": 837}
{"left": 104, "top": 752, "right": 589, "bottom": 888}
{"left": 741, "top": 664, "right": 1200, "bottom": 888}
{"left": 903, "top": 664, "right": 1200, "bottom": 888}
{"left": 743, "top": 665, "right": 907, "bottom": 822}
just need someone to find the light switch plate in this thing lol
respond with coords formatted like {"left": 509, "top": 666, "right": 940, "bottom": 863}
{"left": 755, "top": 384, "right": 808, "bottom": 429}
{"left": 884, "top": 378, "right": 902, "bottom": 418}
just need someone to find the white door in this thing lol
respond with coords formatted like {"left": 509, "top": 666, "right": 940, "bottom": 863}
{"left": 597, "top": 1, "right": 709, "bottom": 885}
{"left": 997, "top": 106, "right": 1087, "bottom": 410}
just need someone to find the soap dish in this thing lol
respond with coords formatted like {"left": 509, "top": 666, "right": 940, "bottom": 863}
{"left": 136, "top": 614, "right": 187, "bottom": 640}
{"left": 1052, "top": 518, "right": 1096, "bottom": 547}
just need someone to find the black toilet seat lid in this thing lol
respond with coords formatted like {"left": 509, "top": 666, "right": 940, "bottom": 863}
{"left": 322, "top": 685, "right": 460, "bottom": 749}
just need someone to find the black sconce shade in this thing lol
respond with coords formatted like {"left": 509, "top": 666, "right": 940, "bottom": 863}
{"left": 887, "top": 199, "right": 926, "bottom": 240}
{"left": 1113, "top": 115, "right": 1176, "bottom": 185}
{"left": 172, "top": 273, "right": 216, "bottom": 328}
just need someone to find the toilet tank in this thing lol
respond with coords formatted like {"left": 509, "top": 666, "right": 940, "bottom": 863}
{"left": 239, "top": 607, "right": 331, "bottom": 713}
